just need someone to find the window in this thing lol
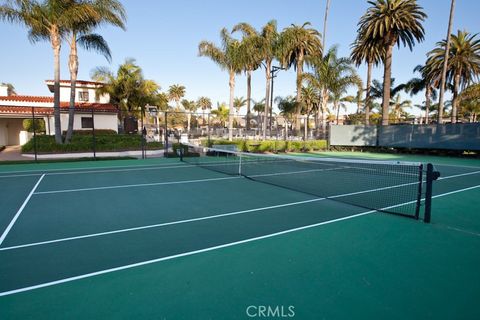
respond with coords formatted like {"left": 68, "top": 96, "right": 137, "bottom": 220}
{"left": 81, "top": 117, "right": 93, "bottom": 129}
{"left": 78, "top": 91, "right": 89, "bottom": 102}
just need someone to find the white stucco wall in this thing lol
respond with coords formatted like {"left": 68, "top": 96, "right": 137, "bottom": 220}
{"left": 59, "top": 87, "right": 109, "bottom": 103}
{"left": 59, "top": 113, "right": 118, "bottom": 132}
{"left": 0, "top": 118, "right": 24, "bottom": 145}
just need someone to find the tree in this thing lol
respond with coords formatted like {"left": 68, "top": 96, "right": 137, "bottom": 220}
{"left": 403, "top": 64, "right": 439, "bottom": 123}
{"left": 92, "top": 59, "right": 160, "bottom": 127}
{"left": 427, "top": 31, "right": 480, "bottom": 123}
{"left": 458, "top": 83, "right": 480, "bottom": 122}
{"left": 181, "top": 99, "right": 197, "bottom": 133}
{"left": 196, "top": 96, "right": 212, "bottom": 126}
{"left": 390, "top": 94, "right": 412, "bottom": 122}
{"left": 350, "top": 37, "right": 383, "bottom": 125}
{"left": 64, "top": 0, "right": 126, "bottom": 143}
{"left": 358, "top": 0, "right": 427, "bottom": 125}
{"left": 199, "top": 28, "right": 243, "bottom": 141}
{"left": 437, "top": 0, "right": 456, "bottom": 123}
{"left": 211, "top": 102, "right": 229, "bottom": 128}
{"left": 168, "top": 84, "right": 186, "bottom": 109}
{"left": 301, "top": 85, "right": 318, "bottom": 139}
{"left": 0, "top": 0, "right": 109, "bottom": 143}
{"left": 278, "top": 22, "right": 322, "bottom": 133}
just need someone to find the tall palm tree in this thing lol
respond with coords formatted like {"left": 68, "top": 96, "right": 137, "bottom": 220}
{"left": 301, "top": 85, "right": 319, "bottom": 139}
{"left": 0, "top": 0, "right": 109, "bottom": 143}
{"left": 358, "top": 0, "right": 427, "bottom": 125}
{"left": 427, "top": 31, "right": 480, "bottom": 123}
{"left": 181, "top": 99, "right": 197, "bottom": 133}
{"left": 322, "top": 0, "right": 331, "bottom": 49}
{"left": 279, "top": 22, "right": 322, "bottom": 133}
{"left": 168, "top": 84, "right": 186, "bottom": 109}
{"left": 350, "top": 37, "right": 383, "bottom": 125}
{"left": 437, "top": 0, "right": 456, "bottom": 123}
{"left": 211, "top": 102, "right": 229, "bottom": 128}
{"left": 275, "top": 95, "right": 297, "bottom": 138}
{"left": 199, "top": 28, "right": 243, "bottom": 141}
{"left": 196, "top": 96, "right": 212, "bottom": 126}
{"left": 403, "top": 64, "right": 439, "bottom": 124}
{"left": 64, "top": 0, "right": 126, "bottom": 143}
{"left": 232, "top": 23, "right": 264, "bottom": 131}
{"left": 233, "top": 20, "right": 279, "bottom": 138}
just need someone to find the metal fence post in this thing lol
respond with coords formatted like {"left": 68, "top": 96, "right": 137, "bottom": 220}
{"left": 31, "top": 106, "right": 38, "bottom": 162}
{"left": 164, "top": 111, "right": 169, "bottom": 157}
{"left": 91, "top": 108, "right": 96, "bottom": 160}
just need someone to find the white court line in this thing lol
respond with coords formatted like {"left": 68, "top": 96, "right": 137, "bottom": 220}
{"left": 0, "top": 163, "right": 194, "bottom": 179}
{"left": 0, "top": 185, "right": 478, "bottom": 297}
{"left": 0, "top": 174, "right": 45, "bottom": 246}
{"left": 437, "top": 170, "right": 480, "bottom": 180}
{"left": 0, "top": 198, "right": 325, "bottom": 251}
{"left": 34, "top": 176, "right": 241, "bottom": 195}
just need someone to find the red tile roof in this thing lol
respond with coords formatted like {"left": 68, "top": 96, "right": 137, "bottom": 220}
{"left": 0, "top": 95, "right": 53, "bottom": 103}
{"left": 0, "top": 104, "right": 118, "bottom": 115}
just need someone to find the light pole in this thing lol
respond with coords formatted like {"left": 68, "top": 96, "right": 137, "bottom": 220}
{"left": 270, "top": 66, "right": 284, "bottom": 138}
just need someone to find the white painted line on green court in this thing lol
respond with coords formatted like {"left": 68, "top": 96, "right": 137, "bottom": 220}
{"left": 0, "top": 198, "right": 325, "bottom": 251}
{"left": 34, "top": 176, "right": 241, "bottom": 195}
{"left": 431, "top": 184, "right": 480, "bottom": 198}
{"left": 0, "top": 174, "right": 45, "bottom": 246}
{"left": 437, "top": 170, "right": 480, "bottom": 180}
{"left": 0, "top": 163, "right": 194, "bottom": 178}
{"left": 1, "top": 184, "right": 478, "bottom": 297}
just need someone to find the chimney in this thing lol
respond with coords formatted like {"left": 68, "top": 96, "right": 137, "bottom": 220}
{"left": 0, "top": 84, "right": 8, "bottom": 97}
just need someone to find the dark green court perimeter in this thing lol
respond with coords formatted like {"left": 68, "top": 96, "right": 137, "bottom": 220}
{"left": 0, "top": 153, "right": 479, "bottom": 319}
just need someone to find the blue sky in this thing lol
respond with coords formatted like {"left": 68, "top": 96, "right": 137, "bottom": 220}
{"left": 1, "top": 0, "right": 479, "bottom": 115}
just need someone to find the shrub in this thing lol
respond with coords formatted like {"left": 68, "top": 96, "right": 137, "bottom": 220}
{"left": 204, "top": 139, "right": 327, "bottom": 153}
{"left": 61, "top": 129, "right": 117, "bottom": 135}
{"left": 22, "top": 134, "right": 162, "bottom": 153}
{"left": 23, "top": 119, "right": 46, "bottom": 133}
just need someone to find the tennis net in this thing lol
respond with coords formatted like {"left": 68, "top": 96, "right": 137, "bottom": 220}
{"left": 180, "top": 143, "right": 439, "bottom": 221}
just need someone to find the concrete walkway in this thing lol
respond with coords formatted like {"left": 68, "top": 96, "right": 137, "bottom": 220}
{"left": 0, "top": 145, "right": 31, "bottom": 161}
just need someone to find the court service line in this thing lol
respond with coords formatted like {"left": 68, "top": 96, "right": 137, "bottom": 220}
{"left": 0, "top": 185, "right": 478, "bottom": 297}
{"left": 0, "top": 163, "right": 194, "bottom": 179}
{"left": 0, "top": 174, "right": 45, "bottom": 246}
{"left": 34, "top": 176, "right": 242, "bottom": 195}
{"left": 0, "top": 198, "right": 325, "bottom": 251}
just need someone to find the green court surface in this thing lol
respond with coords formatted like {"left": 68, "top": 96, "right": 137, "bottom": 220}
{"left": 0, "top": 152, "right": 479, "bottom": 319}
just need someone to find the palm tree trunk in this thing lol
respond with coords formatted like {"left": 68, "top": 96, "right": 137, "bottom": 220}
{"left": 335, "top": 101, "right": 340, "bottom": 125}
{"left": 304, "top": 114, "right": 308, "bottom": 140}
{"left": 51, "top": 28, "right": 63, "bottom": 144}
{"left": 187, "top": 113, "right": 191, "bottom": 133}
{"left": 295, "top": 55, "right": 304, "bottom": 133}
{"left": 437, "top": 0, "right": 456, "bottom": 124}
{"left": 365, "top": 61, "right": 373, "bottom": 125}
{"left": 228, "top": 70, "right": 235, "bottom": 141}
{"left": 264, "top": 60, "right": 272, "bottom": 139}
{"left": 246, "top": 69, "right": 252, "bottom": 130}
{"left": 322, "top": 0, "right": 331, "bottom": 50}
{"left": 65, "top": 33, "right": 78, "bottom": 144}
{"left": 451, "top": 73, "right": 460, "bottom": 123}
{"left": 382, "top": 44, "right": 394, "bottom": 126}
{"left": 321, "top": 88, "right": 329, "bottom": 130}
{"left": 425, "top": 86, "right": 431, "bottom": 124}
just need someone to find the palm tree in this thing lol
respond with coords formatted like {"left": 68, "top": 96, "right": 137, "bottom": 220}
{"left": 196, "top": 96, "right": 212, "bottom": 126}
{"left": 403, "top": 64, "right": 439, "bottom": 124}
{"left": 427, "top": 31, "right": 480, "bottom": 123}
{"left": 350, "top": 37, "right": 383, "bottom": 125}
{"left": 92, "top": 59, "right": 159, "bottom": 126}
{"left": 168, "top": 84, "right": 186, "bottom": 109}
{"left": 199, "top": 28, "right": 243, "bottom": 141}
{"left": 301, "top": 85, "right": 318, "bottom": 139}
{"left": 232, "top": 23, "right": 264, "bottom": 131}
{"left": 275, "top": 95, "right": 297, "bottom": 138}
{"left": 437, "top": 0, "right": 456, "bottom": 123}
{"left": 181, "top": 99, "right": 197, "bottom": 133}
{"left": 64, "top": 0, "right": 126, "bottom": 143}
{"left": 390, "top": 94, "right": 412, "bottom": 122}
{"left": 211, "top": 102, "right": 229, "bottom": 128}
{"left": 233, "top": 20, "right": 279, "bottom": 138}
{"left": 279, "top": 22, "right": 322, "bottom": 133}
{"left": 322, "top": 0, "right": 331, "bottom": 49}
{"left": 0, "top": 0, "right": 110, "bottom": 143}
{"left": 358, "top": 0, "right": 427, "bottom": 125}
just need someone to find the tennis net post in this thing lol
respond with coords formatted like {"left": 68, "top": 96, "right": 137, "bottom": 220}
{"left": 424, "top": 163, "right": 440, "bottom": 223}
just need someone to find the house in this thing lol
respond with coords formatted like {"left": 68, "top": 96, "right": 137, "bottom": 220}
{"left": 0, "top": 80, "right": 118, "bottom": 146}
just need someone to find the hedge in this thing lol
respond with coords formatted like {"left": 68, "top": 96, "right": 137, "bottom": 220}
{"left": 204, "top": 139, "right": 327, "bottom": 153}
{"left": 22, "top": 134, "right": 163, "bottom": 153}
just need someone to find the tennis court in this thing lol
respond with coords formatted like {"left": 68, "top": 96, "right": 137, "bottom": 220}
{"left": 0, "top": 151, "right": 479, "bottom": 319}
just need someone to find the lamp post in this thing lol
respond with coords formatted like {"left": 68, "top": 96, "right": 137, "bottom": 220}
{"left": 270, "top": 66, "right": 284, "bottom": 138}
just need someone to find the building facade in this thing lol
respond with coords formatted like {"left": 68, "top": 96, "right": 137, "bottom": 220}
{"left": 0, "top": 80, "right": 118, "bottom": 146}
